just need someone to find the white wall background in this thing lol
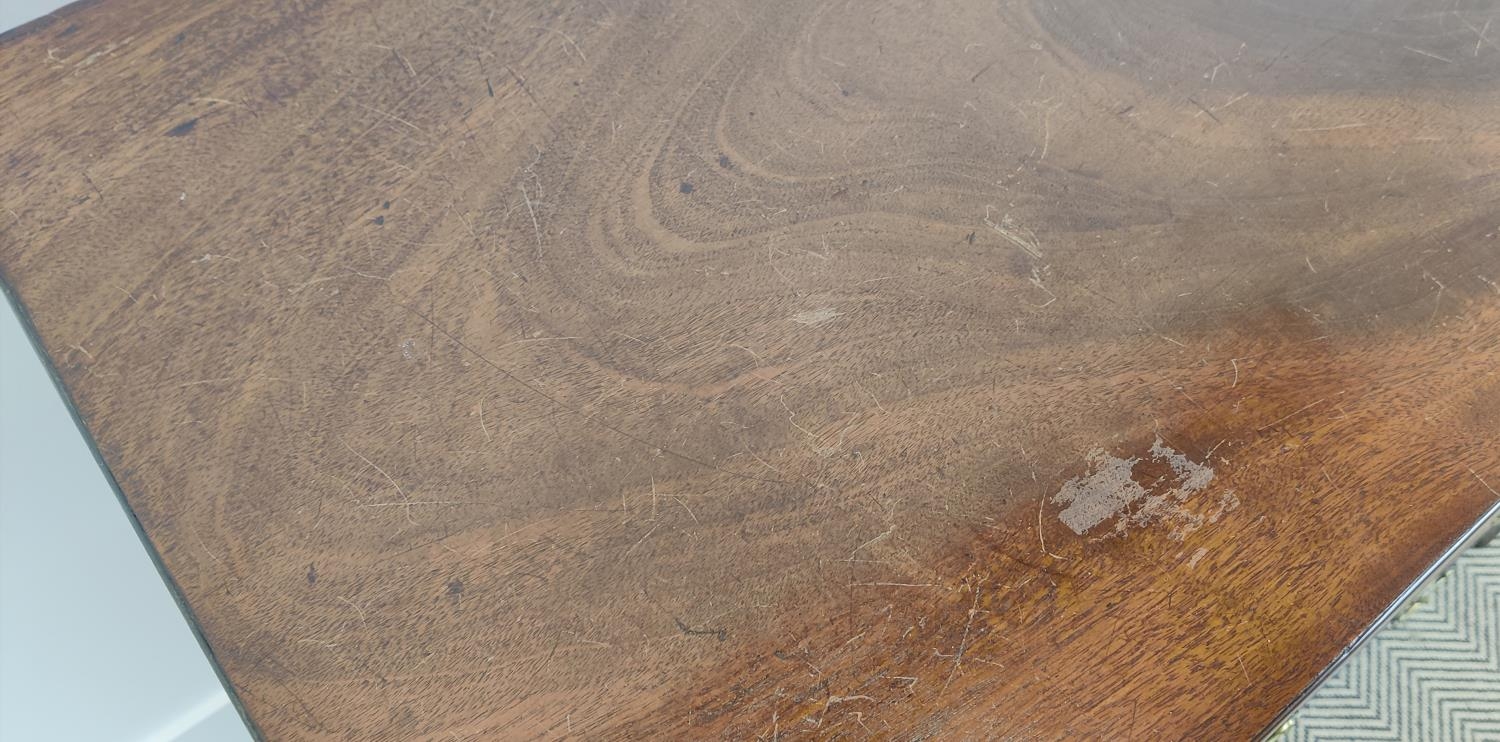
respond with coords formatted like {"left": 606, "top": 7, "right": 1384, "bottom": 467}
{"left": 1, "top": 5, "right": 253, "bottom": 741}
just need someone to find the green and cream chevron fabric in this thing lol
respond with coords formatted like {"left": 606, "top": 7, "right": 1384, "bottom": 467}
{"left": 1278, "top": 538, "right": 1500, "bottom": 741}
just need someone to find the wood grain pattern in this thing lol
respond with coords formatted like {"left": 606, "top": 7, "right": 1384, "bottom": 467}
{"left": 3, "top": 0, "right": 1499, "bottom": 738}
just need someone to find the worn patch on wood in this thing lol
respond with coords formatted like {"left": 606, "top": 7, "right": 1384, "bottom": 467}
{"left": 1053, "top": 437, "right": 1226, "bottom": 538}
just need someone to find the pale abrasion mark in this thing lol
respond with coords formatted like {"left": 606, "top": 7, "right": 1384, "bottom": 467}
{"left": 1051, "top": 437, "right": 1232, "bottom": 539}
{"left": 982, "top": 205, "right": 1043, "bottom": 260}
{"left": 1186, "top": 547, "right": 1208, "bottom": 569}
{"left": 1149, "top": 437, "right": 1215, "bottom": 493}
{"left": 1052, "top": 448, "right": 1146, "bottom": 536}
{"left": 790, "top": 307, "right": 842, "bottom": 326}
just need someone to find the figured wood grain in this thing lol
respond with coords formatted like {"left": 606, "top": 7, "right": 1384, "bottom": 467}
{"left": 2, "top": 0, "right": 1499, "bottom": 738}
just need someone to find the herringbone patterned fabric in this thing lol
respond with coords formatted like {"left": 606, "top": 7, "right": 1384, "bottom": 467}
{"left": 1281, "top": 540, "right": 1500, "bottom": 741}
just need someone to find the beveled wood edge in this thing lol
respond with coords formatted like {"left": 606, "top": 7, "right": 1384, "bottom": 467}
{"left": 0, "top": 275, "right": 266, "bottom": 742}
{"left": 1257, "top": 496, "right": 1500, "bottom": 741}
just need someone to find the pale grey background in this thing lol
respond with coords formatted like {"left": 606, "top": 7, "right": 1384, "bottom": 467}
{"left": 1, "top": 4, "right": 251, "bottom": 741}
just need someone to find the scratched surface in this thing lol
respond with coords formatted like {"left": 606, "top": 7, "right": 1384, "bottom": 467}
{"left": 2, "top": 0, "right": 1499, "bottom": 738}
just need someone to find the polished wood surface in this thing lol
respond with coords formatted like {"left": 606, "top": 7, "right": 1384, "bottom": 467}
{"left": 3, "top": 0, "right": 1498, "bottom": 738}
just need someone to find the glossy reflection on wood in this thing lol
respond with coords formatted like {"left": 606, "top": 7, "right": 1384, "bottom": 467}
{"left": 2, "top": 0, "right": 1498, "bottom": 738}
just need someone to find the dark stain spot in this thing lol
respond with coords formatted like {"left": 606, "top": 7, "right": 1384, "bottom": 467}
{"left": 306, "top": 564, "right": 317, "bottom": 585}
{"left": 59, "top": 23, "right": 80, "bottom": 37}
{"left": 165, "top": 118, "right": 198, "bottom": 137}
{"left": 381, "top": 200, "right": 391, "bottom": 209}
{"left": 372, "top": 215, "right": 385, "bottom": 226}
{"left": 447, "top": 579, "right": 464, "bottom": 596}
{"left": 673, "top": 616, "right": 726, "bottom": 641}
{"left": 679, "top": 181, "right": 695, "bottom": 194}
{"left": 839, "top": 86, "right": 851, "bottom": 96}
{"left": 717, "top": 154, "right": 732, "bottom": 169}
